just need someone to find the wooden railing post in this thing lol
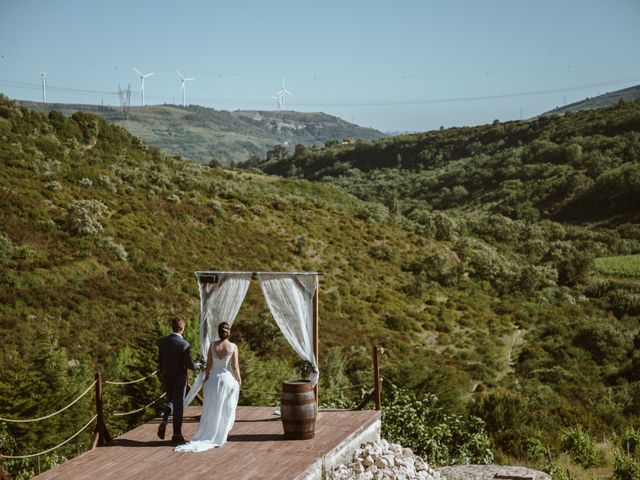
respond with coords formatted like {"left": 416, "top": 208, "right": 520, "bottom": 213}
{"left": 89, "top": 371, "right": 112, "bottom": 450}
{"left": 373, "top": 346, "right": 382, "bottom": 411}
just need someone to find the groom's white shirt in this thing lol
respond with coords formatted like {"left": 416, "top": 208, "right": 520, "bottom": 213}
{"left": 172, "top": 332, "right": 183, "bottom": 339}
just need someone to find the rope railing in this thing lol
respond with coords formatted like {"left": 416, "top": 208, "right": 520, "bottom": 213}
{"left": 240, "top": 388, "right": 280, "bottom": 397}
{"left": 105, "top": 370, "right": 158, "bottom": 386}
{"left": 239, "top": 382, "right": 370, "bottom": 398}
{"left": 0, "top": 415, "right": 98, "bottom": 459}
{"left": 244, "top": 365, "right": 298, "bottom": 373}
{"left": 0, "top": 381, "right": 97, "bottom": 424}
{"left": 110, "top": 393, "right": 166, "bottom": 417}
{"left": 0, "top": 344, "right": 384, "bottom": 466}
{"left": 323, "top": 382, "right": 369, "bottom": 393}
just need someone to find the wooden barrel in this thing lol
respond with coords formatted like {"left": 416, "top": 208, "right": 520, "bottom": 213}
{"left": 280, "top": 380, "right": 317, "bottom": 440}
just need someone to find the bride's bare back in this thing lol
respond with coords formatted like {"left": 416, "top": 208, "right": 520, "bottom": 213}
{"left": 206, "top": 337, "right": 241, "bottom": 385}
{"left": 213, "top": 339, "right": 234, "bottom": 358}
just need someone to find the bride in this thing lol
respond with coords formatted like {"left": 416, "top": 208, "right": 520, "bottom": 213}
{"left": 175, "top": 321, "right": 241, "bottom": 452}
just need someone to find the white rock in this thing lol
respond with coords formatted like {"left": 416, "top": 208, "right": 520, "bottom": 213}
{"left": 331, "top": 439, "right": 446, "bottom": 480}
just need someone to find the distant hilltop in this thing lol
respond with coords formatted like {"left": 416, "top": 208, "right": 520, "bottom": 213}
{"left": 543, "top": 83, "right": 640, "bottom": 115}
{"left": 18, "top": 100, "right": 386, "bottom": 165}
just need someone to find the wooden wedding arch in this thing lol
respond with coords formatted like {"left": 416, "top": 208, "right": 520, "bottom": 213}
{"left": 194, "top": 270, "right": 322, "bottom": 401}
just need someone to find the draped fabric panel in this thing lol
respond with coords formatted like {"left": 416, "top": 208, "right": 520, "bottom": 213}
{"left": 184, "top": 273, "right": 251, "bottom": 407}
{"left": 257, "top": 274, "right": 319, "bottom": 385}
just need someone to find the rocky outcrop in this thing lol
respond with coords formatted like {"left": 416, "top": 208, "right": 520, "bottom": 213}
{"left": 437, "top": 464, "right": 550, "bottom": 480}
{"left": 331, "top": 439, "right": 443, "bottom": 480}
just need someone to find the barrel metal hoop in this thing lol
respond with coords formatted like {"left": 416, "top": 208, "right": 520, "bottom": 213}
{"left": 280, "top": 397, "right": 317, "bottom": 406}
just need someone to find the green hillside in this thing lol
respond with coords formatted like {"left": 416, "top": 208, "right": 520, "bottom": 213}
{"left": 2, "top": 95, "right": 640, "bottom": 479}
{"left": 545, "top": 84, "right": 640, "bottom": 115}
{"left": 250, "top": 100, "right": 640, "bottom": 476}
{"left": 254, "top": 100, "right": 640, "bottom": 223}
{"left": 18, "top": 100, "right": 385, "bottom": 166}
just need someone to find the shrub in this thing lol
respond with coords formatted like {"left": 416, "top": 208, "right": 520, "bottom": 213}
{"left": 102, "top": 237, "right": 128, "bottom": 262}
{"left": 403, "top": 250, "right": 463, "bottom": 289}
{"left": 45, "top": 180, "right": 63, "bottom": 192}
{"left": 543, "top": 463, "right": 570, "bottom": 480}
{"left": 614, "top": 451, "right": 640, "bottom": 480}
{"left": 516, "top": 264, "right": 558, "bottom": 294}
{"left": 471, "top": 390, "right": 534, "bottom": 458}
{"left": 455, "top": 238, "right": 520, "bottom": 293}
{"left": 382, "top": 385, "right": 493, "bottom": 466}
{"left": 355, "top": 202, "right": 389, "bottom": 224}
{"left": 0, "top": 232, "right": 13, "bottom": 265}
{"left": 607, "top": 289, "right": 640, "bottom": 317}
{"left": 96, "top": 174, "right": 117, "bottom": 192}
{"left": 584, "top": 279, "right": 612, "bottom": 298}
{"left": 207, "top": 199, "right": 225, "bottom": 215}
{"left": 619, "top": 427, "right": 640, "bottom": 457}
{"left": 573, "top": 321, "right": 632, "bottom": 364}
{"left": 66, "top": 199, "right": 109, "bottom": 236}
{"left": 369, "top": 243, "right": 394, "bottom": 261}
{"left": 423, "top": 211, "right": 457, "bottom": 241}
{"left": 561, "top": 426, "right": 597, "bottom": 468}
{"left": 79, "top": 177, "right": 93, "bottom": 187}
{"left": 383, "top": 310, "right": 418, "bottom": 332}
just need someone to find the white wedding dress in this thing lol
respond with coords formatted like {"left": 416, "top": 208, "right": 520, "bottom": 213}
{"left": 175, "top": 344, "right": 240, "bottom": 452}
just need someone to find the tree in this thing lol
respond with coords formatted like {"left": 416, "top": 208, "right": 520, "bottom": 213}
{"left": 266, "top": 144, "right": 287, "bottom": 162}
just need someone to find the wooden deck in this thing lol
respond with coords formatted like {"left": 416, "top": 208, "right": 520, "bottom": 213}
{"left": 34, "top": 406, "right": 380, "bottom": 480}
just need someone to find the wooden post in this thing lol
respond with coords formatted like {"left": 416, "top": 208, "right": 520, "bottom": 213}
{"left": 312, "top": 277, "right": 319, "bottom": 406}
{"left": 89, "top": 372, "right": 112, "bottom": 450}
{"left": 373, "top": 346, "right": 381, "bottom": 411}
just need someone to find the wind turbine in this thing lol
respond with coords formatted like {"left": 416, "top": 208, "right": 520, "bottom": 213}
{"left": 271, "top": 93, "right": 283, "bottom": 111}
{"left": 133, "top": 68, "right": 155, "bottom": 106}
{"left": 40, "top": 72, "right": 47, "bottom": 103}
{"left": 176, "top": 70, "right": 195, "bottom": 107}
{"left": 273, "top": 77, "right": 292, "bottom": 111}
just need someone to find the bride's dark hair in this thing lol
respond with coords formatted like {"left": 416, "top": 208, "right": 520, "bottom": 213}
{"left": 218, "top": 322, "right": 231, "bottom": 339}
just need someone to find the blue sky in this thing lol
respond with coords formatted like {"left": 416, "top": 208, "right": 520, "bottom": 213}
{"left": 1, "top": 0, "right": 639, "bottom": 132}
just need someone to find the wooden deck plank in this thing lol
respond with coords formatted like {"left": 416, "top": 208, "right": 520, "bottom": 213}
{"left": 34, "top": 406, "right": 380, "bottom": 480}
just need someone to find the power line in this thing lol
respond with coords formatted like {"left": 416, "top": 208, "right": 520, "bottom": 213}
{"left": 1, "top": 75, "right": 639, "bottom": 109}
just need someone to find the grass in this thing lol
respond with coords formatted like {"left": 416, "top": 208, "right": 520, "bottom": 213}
{"left": 594, "top": 254, "right": 640, "bottom": 278}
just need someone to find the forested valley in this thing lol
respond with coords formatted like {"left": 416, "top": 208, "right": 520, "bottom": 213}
{"left": 1, "top": 95, "right": 640, "bottom": 479}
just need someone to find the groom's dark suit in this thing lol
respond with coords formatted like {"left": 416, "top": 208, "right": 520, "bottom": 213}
{"left": 158, "top": 332, "right": 196, "bottom": 439}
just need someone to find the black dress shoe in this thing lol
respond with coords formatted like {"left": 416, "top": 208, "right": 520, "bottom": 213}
{"left": 157, "top": 421, "right": 167, "bottom": 440}
{"left": 171, "top": 435, "right": 188, "bottom": 445}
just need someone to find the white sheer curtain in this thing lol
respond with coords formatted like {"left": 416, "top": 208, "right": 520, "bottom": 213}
{"left": 257, "top": 273, "right": 319, "bottom": 385}
{"left": 184, "top": 273, "right": 251, "bottom": 407}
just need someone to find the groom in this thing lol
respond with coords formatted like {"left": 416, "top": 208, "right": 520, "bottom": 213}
{"left": 157, "top": 316, "right": 199, "bottom": 444}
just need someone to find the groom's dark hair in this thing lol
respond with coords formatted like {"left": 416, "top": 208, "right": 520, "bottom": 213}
{"left": 171, "top": 316, "right": 186, "bottom": 332}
